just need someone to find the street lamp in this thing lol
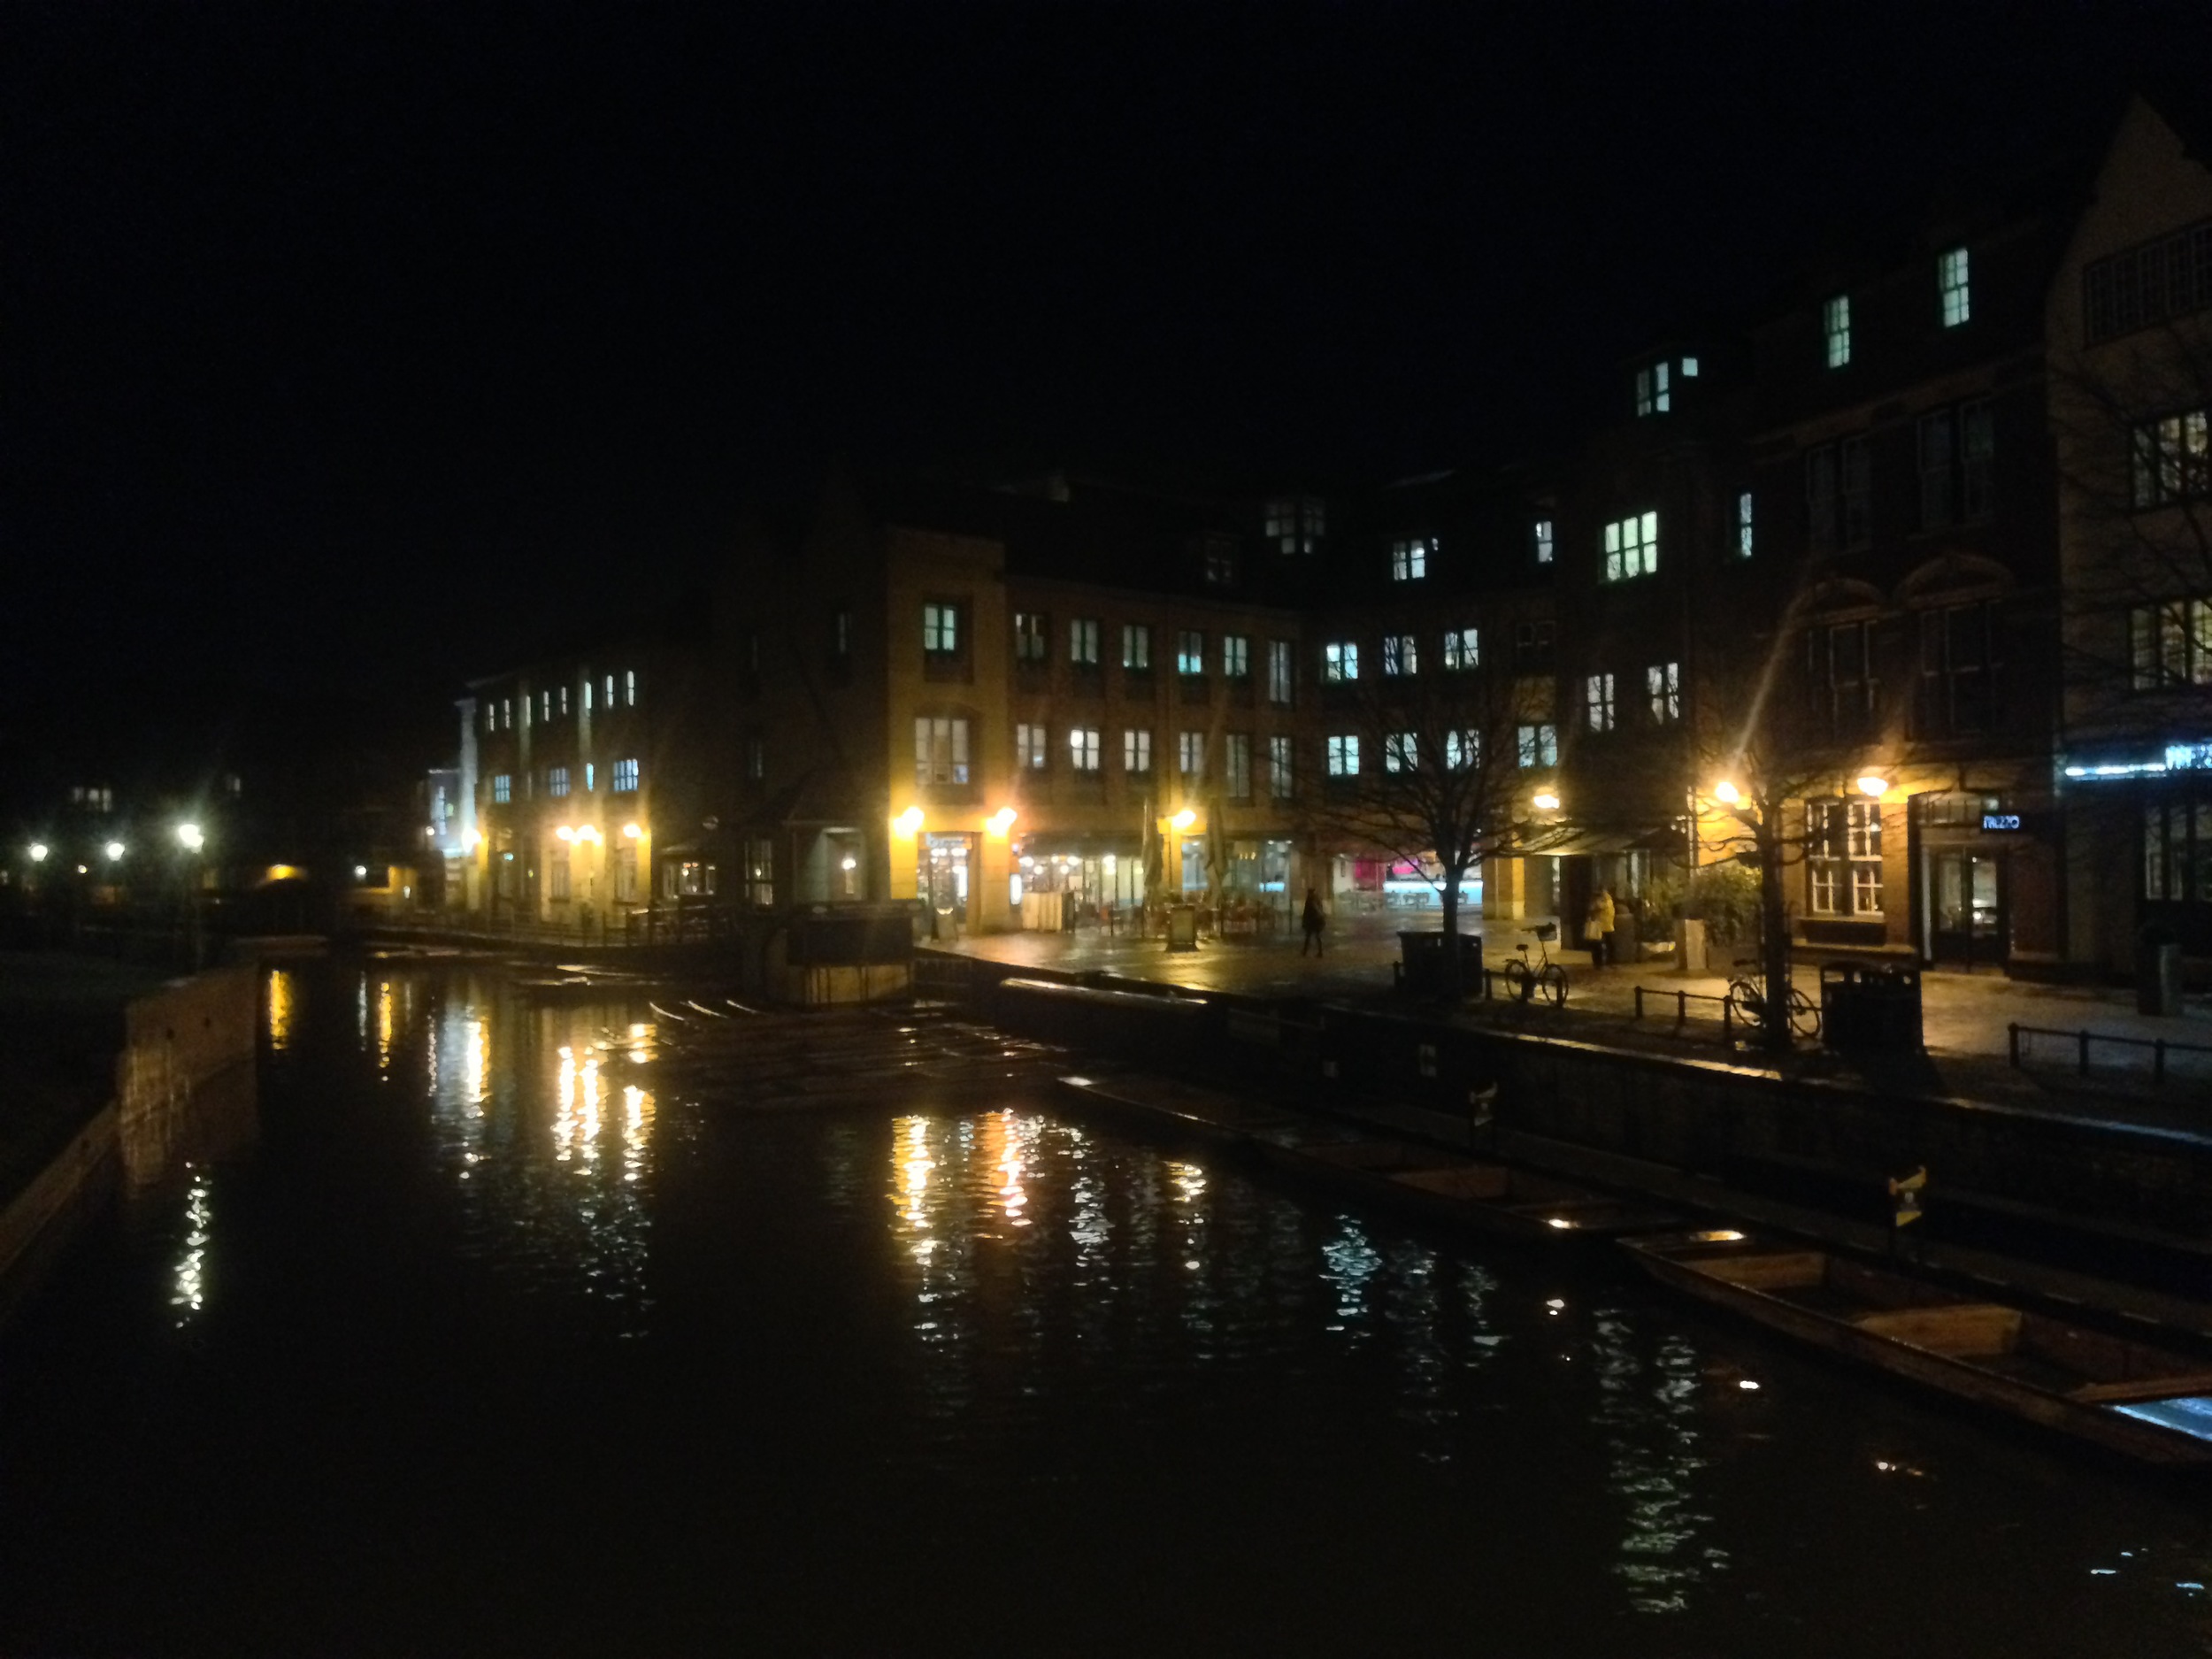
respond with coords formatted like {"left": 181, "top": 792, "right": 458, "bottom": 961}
{"left": 1532, "top": 791, "right": 1561, "bottom": 811}
{"left": 1855, "top": 774, "right": 1889, "bottom": 798}
{"left": 1171, "top": 808, "right": 1196, "bottom": 832}
{"left": 176, "top": 822, "right": 204, "bottom": 852}
{"left": 1713, "top": 781, "right": 1741, "bottom": 805}
{"left": 104, "top": 841, "right": 126, "bottom": 862}
{"left": 27, "top": 842, "right": 47, "bottom": 863}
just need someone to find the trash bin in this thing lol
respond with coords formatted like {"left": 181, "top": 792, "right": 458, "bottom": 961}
{"left": 1397, "top": 931, "right": 1481, "bottom": 996}
{"left": 2139, "top": 940, "right": 2184, "bottom": 1017}
{"left": 1819, "top": 962, "right": 1866, "bottom": 1047}
{"left": 1166, "top": 905, "right": 1200, "bottom": 951}
{"left": 1822, "top": 961, "right": 1924, "bottom": 1049}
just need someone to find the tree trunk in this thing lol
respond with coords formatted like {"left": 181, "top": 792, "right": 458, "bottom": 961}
{"left": 1757, "top": 818, "right": 1792, "bottom": 1055}
{"left": 1440, "top": 861, "right": 1468, "bottom": 997}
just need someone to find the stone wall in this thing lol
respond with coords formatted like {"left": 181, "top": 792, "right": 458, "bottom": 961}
{"left": 114, "top": 965, "right": 258, "bottom": 1186}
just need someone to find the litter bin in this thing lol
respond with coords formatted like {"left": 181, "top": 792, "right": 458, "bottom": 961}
{"left": 1819, "top": 962, "right": 1866, "bottom": 1047}
{"left": 1397, "top": 931, "right": 1481, "bottom": 996}
{"left": 1166, "top": 905, "right": 1200, "bottom": 951}
{"left": 1821, "top": 961, "right": 1924, "bottom": 1049}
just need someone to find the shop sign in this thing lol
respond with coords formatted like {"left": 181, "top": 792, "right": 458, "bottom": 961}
{"left": 1980, "top": 812, "right": 2024, "bottom": 832}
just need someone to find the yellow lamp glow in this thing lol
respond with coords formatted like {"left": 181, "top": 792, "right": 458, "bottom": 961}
{"left": 894, "top": 806, "right": 924, "bottom": 837}
{"left": 104, "top": 841, "right": 126, "bottom": 861}
{"left": 576, "top": 826, "right": 603, "bottom": 844}
{"left": 556, "top": 826, "right": 576, "bottom": 841}
{"left": 987, "top": 807, "right": 1018, "bottom": 836}
{"left": 1171, "top": 809, "right": 1196, "bottom": 831}
{"left": 1714, "top": 781, "right": 1741, "bottom": 805}
{"left": 28, "top": 843, "right": 48, "bottom": 862}
{"left": 1532, "top": 792, "right": 1560, "bottom": 811}
{"left": 463, "top": 829, "right": 481, "bottom": 850}
{"left": 1856, "top": 774, "right": 1889, "bottom": 798}
{"left": 622, "top": 823, "right": 641, "bottom": 840}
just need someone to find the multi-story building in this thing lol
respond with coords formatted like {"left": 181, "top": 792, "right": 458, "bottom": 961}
{"left": 2049, "top": 96, "right": 2212, "bottom": 968}
{"left": 457, "top": 629, "right": 707, "bottom": 930}
{"left": 1739, "top": 179, "right": 2074, "bottom": 972}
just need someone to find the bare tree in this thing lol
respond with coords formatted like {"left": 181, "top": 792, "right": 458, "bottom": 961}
{"left": 1303, "top": 645, "right": 1566, "bottom": 993}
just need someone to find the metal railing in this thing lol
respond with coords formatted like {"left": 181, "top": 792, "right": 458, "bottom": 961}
{"left": 2008, "top": 1022, "right": 2212, "bottom": 1083}
{"left": 1632, "top": 983, "right": 1742, "bottom": 1038}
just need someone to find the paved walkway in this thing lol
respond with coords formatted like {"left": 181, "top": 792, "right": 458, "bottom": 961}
{"left": 931, "top": 911, "right": 2212, "bottom": 1135}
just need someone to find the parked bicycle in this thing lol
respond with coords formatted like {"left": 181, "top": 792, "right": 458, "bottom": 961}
{"left": 1502, "top": 922, "right": 1569, "bottom": 1007}
{"left": 1725, "top": 958, "right": 1821, "bottom": 1040}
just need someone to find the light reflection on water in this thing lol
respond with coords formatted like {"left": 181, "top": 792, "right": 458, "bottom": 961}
{"left": 120, "top": 967, "right": 2211, "bottom": 1653}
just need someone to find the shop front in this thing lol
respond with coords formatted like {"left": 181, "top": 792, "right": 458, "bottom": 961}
{"left": 1010, "top": 833, "right": 1142, "bottom": 927}
{"left": 1911, "top": 791, "right": 2036, "bottom": 971}
{"left": 918, "top": 832, "right": 974, "bottom": 936}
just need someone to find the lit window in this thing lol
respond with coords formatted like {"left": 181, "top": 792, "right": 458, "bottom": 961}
{"left": 1602, "top": 511, "right": 1659, "bottom": 581}
{"left": 612, "top": 758, "right": 640, "bottom": 793}
{"left": 548, "top": 766, "right": 571, "bottom": 797}
{"left": 1446, "top": 730, "right": 1479, "bottom": 770}
{"left": 1385, "top": 732, "right": 1418, "bottom": 772}
{"left": 583, "top": 680, "right": 593, "bottom": 712}
{"left": 746, "top": 736, "right": 764, "bottom": 781}
{"left": 1517, "top": 724, "right": 1557, "bottom": 767}
{"left": 1179, "top": 731, "right": 1206, "bottom": 776}
{"left": 1736, "top": 491, "right": 1755, "bottom": 558}
{"left": 1323, "top": 641, "right": 1359, "bottom": 681}
{"left": 1635, "top": 360, "right": 1671, "bottom": 417}
{"left": 1015, "top": 612, "right": 1048, "bottom": 664}
{"left": 1178, "top": 631, "right": 1206, "bottom": 675}
{"left": 585, "top": 763, "right": 595, "bottom": 791}
{"left": 2131, "top": 408, "right": 2211, "bottom": 509}
{"left": 1533, "top": 519, "right": 1555, "bottom": 565}
{"left": 1586, "top": 672, "right": 1616, "bottom": 732}
{"left": 1810, "top": 799, "right": 1884, "bottom": 915}
{"left": 502, "top": 698, "right": 512, "bottom": 730}
{"left": 1222, "top": 634, "right": 1249, "bottom": 678}
{"left": 2129, "top": 598, "right": 2212, "bottom": 689}
{"left": 493, "top": 773, "right": 511, "bottom": 803}
{"left": 1939, "top": 247, "right": 1970, "bottom": 327}
{"left": 1267, "top": 640, "right": 1294, "bottom": 703}
{"left": 521, "top": 697, "right": 531, "bottom": 729}
{"left": 603, "top": 674, "right": 615, "bottom": 706}
{"left": 1391, "top": 536, "right": 1432, "bottom": 580}
{"left": 1824, "top": 295, "right": 1851, "bottom": 368}
{"left": 1443, "top": 627, "right": 1479, "bottom": 670}
{"left": 558, "top": 685, "right": 569, "bottom": 717}
{"left": 1069, "top": 618, "right": 1099, "bottom": 666}
{"left": 1069, "top": 728, "right": 1101, "bottom": 772}
{"left": 1269, "top": 735, "right": 1294, "bottom": 798}
{"left": 1122, "top": 624, "right": 1152, "bottom": 671}
{"left": 1124, "top": 729, "right": 1153, "bottom": 773}
{"left": 625, "top": 671, "right": 636, "bottom": 707}
{"left": 1648, "top": 662, "right": 1680, "bottom": 722}
{"left": 1382, "top": 634, "right": 1418, "bottom": 675}
{"left": 1017, "top": 723, "right": 1048, "bottom": 770}
{"left": 923, "top": 603, "right": 960, "bottom": 654}
{"left": 1263, "top": 495, "right": 1325, "bottom": 555}
{"left": 540, "top": 691, "right": 551, "bottom": 723}
{"left": 1326, "top": 734, "right": 1360, "bottom": 777}
{"left": 914, "top": 717, "right": 970, "bottom": 786}
{"left": 1225, "top": 733, "right": 1251, "bottom": 798}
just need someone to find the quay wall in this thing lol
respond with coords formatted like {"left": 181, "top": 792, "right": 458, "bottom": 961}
{"left": 948, "top": 957, "right": 2212, "bottom": 1274}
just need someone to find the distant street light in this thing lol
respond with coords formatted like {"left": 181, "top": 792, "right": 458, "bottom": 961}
{"left": 104, "top": 841, "right": 126, "bottom": 862}
{"left": 1532, "top": 792, "right": 1561, "bottom": 811}
{"left": 354, "top": 864, "right": 368, "bottom": 878}
{"left": 1713, "top": 781, "right": 1741, "bottom": 805}
{"left": 1855, "top": 774, "right": 1889, "bottom": 798}
{"left": 1171, "top": 808, "right": 1196, "bottom": 831}
{"left": 27, "top": 842, "right": 48, "bottom": 862}
{"left": 176, "top": 822, "right": 204, "bottom": 852}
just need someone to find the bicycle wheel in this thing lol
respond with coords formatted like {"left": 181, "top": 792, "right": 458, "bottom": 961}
{"left": 1785, "top": 985, "right": 1821, "bottom": 1040}
{"left": 1725, "top": 979, "right": 1763, "bottom": 1028}
{"left": 1538, "top": 964, "right": 1568, "bottom": 1007}
{"left": 1503, "top": 959, "right": 1533, "bottom": 1003}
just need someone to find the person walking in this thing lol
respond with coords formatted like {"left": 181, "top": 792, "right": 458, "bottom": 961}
{"left": 1586, "top": 887, "right": 1617, "bottom": 969}
{"left": 1300, "top": 887, "right": 1327, "bottom": 956}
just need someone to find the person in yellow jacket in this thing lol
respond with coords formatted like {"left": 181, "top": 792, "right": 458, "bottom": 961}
{"left": 1585, "top": 887, "right": 1617, "bottom": 968}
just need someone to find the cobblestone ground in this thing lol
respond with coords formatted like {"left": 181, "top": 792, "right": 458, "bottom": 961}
{"left": 933, "top": 909, "right": 2212, "bottom": 1137}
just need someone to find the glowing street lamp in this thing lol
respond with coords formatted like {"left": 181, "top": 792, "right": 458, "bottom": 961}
{"left": 1713, "top": 780, "right": 1741, "bottom": 806}
{"left": 176, "top": 822, "right": 204, "bottom": 852}
{"left": 621, "top": 823, "right": 641, "bottom": 840}
{"left": 1855, "top": 774, "right": 1889, "bottom": 798}
{"left": 1532, "top": 792, "right": 1561, "bottom": 811}
{"left": 986, "top": 807, "right": 1018, "bottom": 837}
{"left": 27, "top": 843, "right": 48, "bottom": 863}
{"left": 1171, "top": 808, "right": 1196, "bottom": 832}
{"left": 104, "top": 841, "right": 126, "bottom": 863}
{"left": 893, "top": 806, "right": 924, "bottom": 837}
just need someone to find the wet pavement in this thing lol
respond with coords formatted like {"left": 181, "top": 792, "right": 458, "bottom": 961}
{"left": 4, "top": 958, "right": 2211, "bottom": 1655}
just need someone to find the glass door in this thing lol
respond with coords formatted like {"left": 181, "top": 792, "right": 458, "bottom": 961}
{"left": 1929, "top": 852, "right": 2005, "bottom": 967}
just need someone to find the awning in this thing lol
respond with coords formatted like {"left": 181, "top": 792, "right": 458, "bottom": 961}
{"left": 1012, "top": 831, "right": 1143, "bottom": 856}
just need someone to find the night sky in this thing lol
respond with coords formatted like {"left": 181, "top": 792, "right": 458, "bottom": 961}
{"left": 5, "top": 1, "right": 2207, "bottom": 793}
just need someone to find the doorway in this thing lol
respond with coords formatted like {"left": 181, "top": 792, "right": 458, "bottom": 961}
{"left": 1929, "top": 851, "right": 2005, "bottom": 968}
{"left": 918, "top": 833, "right": 973, "bottom": 936}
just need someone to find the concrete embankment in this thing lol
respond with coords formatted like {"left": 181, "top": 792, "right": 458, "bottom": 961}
{"left": 0, "top": 956, "right": 257, "bottom": 1321}
{"left": 922, "top": 950, "right": 2212, "bottom": 1315}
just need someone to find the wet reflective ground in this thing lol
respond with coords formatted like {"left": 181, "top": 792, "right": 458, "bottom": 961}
{"left": 4, "top": 961, "right": 2211, "bottom": 1655}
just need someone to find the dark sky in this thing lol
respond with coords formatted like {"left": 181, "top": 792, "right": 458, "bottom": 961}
{"left": 5, "top": 0, "right": 2207, "bottom": 782}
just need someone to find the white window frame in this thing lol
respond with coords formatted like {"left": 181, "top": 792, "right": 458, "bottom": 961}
{"left": 1177, "top": 631, "right": 1206, "bottom": 675}
{"left": 1124, "top": 728, "right": 1153, "bottom": 773}
{"left": 1267, "top": 640, "right": 1294, "bottom": 704}
{"left": 1221, "top": 634, "right": 1250, "bottom": 679}
{"left": 914, "top": 718, "right": 971, "bottom": 786}
{"left": 1016, "top": 723, "right": 1048, "bottom": 770}
{"left": 1391, "top": 536, "right": 1432, "bottom": 581}
{"left": 1647, "top": 662, "right": 1681, "bottom": 723}
{"left": 1384, "top": 732, "right": 1417, "bottom": 772}
{"left": 1602, "top": 511, "right": 1659, "bottom": 582}
{"left": 612, "top": 757, "right": 640, "bottom": 793}
{"left": 1533, "top": 519, "right": 1555, "bottom": 565}
{"left": 1939, "top": 247, "right": 1970, "bottom": 328}
{"left": 1068, "top": 727, "right": 1101, "bottom": 772}
{"left": 1382, "top": 634, "right": 1418, "bottom": 676}
{"left": 1069, "top": 618, "right": 1100, "bottom": 666}
{"left": 1324, "top": 641, "right": 1359, "bottom": 682}
{"left": 1446, "top": 730, "right": 1479, "bottom": 770}
{"left": 1517, "top": 724, "right": 1557, "bottom": 768}
{"left": 1326, "top": 734, "right": 1360, "bottom": 777}
{"left": 1736, "top": 491, "right": 1755, "bottom": 558}
{"left": 1225, "top": 733, "right": 1252, "bottom": 798}
{"left": 1179, "top": 730, "right": 1206, "bottom": 777}
{"left": 1586, "top": 672, "right": 1616, "bottom": 733}
{"left": 1269, "top": 734, "right": 1294, "bottom": 798}
{"left": 1824, "top": 294, "right": 1851, "bottom": 367}
{"left": 1442, "top": 627, "right": 1479, "bottom": 671}
{"left": 1122, "top": 624, "right": 1152, "bottom": 671}
{"left": 923, "top": 603, "right": 959, "bottom": 653}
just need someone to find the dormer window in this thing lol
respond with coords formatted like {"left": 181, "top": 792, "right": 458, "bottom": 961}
{"left": 1939, "top": 247, "right": 1970, "bottom": 327}
{"left": 1634, "top": 357, "right": 1698, "bottom": 417}
{"left": 1264, "top": 495, "right": 1325, "bottom": 555}
{"left": 1391, "top": 536, "right": 1432, "bottom": 581}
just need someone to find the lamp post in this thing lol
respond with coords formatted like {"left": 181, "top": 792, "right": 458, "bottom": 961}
{"left": 176, "top": 822, "right": 207, "bottom": 968}
{"left": 1706, "top": 778, "right": 1793, "bottom": 1055}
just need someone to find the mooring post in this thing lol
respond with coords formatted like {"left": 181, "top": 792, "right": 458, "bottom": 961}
{"left": 2008, "top": 1022, "right": 2019, "bottom": 1068}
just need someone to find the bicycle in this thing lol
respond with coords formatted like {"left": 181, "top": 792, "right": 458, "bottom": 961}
{"left": 1725, "top": 958, "right": 1821, "bottom": 1041}
{"left": 1502, "top": 922, "right": 1569, "bottom": 1007}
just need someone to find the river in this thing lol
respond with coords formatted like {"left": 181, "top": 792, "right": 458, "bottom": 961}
{"left": 1, "top": 959, "right": 2207, "bottom": 1655}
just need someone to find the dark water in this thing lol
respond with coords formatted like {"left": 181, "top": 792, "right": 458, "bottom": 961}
{"left": 3, "top": 962, "right": 2210, "bottom": 1656}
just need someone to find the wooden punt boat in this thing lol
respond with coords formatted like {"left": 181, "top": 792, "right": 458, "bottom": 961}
{"left": 1622, "top": 1231, "right": 2212, "bottom": 1466}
